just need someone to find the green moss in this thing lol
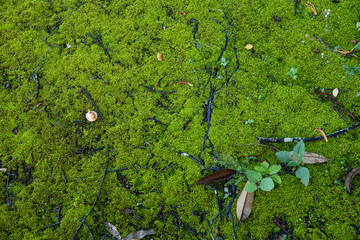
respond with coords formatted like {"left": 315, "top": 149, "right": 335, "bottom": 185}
{"left": 1, "top": 0, "right": 360, "bottom": 239}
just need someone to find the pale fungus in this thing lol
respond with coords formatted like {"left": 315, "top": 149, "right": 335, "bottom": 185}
{"left": 245, "top": 44, "right": 253, "bottom": 50}
{"left": 86, "top": 109, "right": 98, "bottom": 122}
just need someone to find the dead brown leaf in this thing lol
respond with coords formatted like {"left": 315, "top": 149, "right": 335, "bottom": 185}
{"left": 236, "top": 181, "right": 254, "bottom": 221}
{"left": 104, "top": 222, "right": 121, "bottom": 240}
{"left": 123, "top": 230, "right": 156, "bottom": 240}
{"left": 290, "top": 151, "right": 330, "bottom": 164}
{"left": 345, "top": 167, "right": 360, "bottom": 193}
{"left": 196, "top": 169, "right": 236, "bottom": 185}
{"left": 157, "top": 53, "right": 163, "bottom": 61}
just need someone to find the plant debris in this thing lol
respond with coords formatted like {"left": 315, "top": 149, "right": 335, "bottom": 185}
{"left": 345, "top": 167, "right": 360, "bottom": 193}
{"left": 236, "top": 181, "right": 254, "bottom": 221}
{"left": 290, "top": 151, "right": 330, "bottom": 164}
{"left": 196, "top": 169, "right": 236, "bottom": 185}
{"left": 104, "top": 222, "right": 121, "bottom": 240}
{"left": 123, "top": 230, "right": 156, "bottom": 240}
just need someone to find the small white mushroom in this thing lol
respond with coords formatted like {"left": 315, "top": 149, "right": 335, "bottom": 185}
{"left": 86, "top": 109, "right": 98, "bottom": 122}
{"left": 332, "top": 88, "right": 339, "bottom": 97}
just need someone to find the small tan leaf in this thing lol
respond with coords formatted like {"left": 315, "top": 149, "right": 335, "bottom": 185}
{"left": 290, "top": 151, "right": 330, "bottom": 164}
{"left": 245, "top": 44, "right": 253, "bottom": 50}
{"left": 104, "top": 222, "right": 121, "bottom": 240}
{"left": 123, "top": 230, "right": 156, "bottom": 240}
{"left": 0, "top": 168, "right": 7, "bottom": 173}
{"left": 236, "top": 181, "right": 254, "bottom": 221}
{"left": 157, "top": 53, "right": 163, "bottom": 61}
{"left": 345, "top": 167, "right": 360, "bottom": 193}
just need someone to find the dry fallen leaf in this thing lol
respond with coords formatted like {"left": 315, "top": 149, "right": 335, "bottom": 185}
{"left": 181, "top": 11, "right": 186, "bottom": 16}
{"left": 236, "top": 181, "right": 254, "bottom": 221}
{"left": 196, "top": 169, "right": 236, "bottom": 185}
{"left": 157, "top": 53, "right": 163, "bottom": 61}
{"left": 123, "top": 230, "right": 156, "bottom": 240}
{"left": 245, "top": 44, "right": 253, "bottom": 50}
{"left": 290, "top": 151, "right": 330, "bottom": 164}
{"left": 104, "top": 222, "right": 121, "bottom": 240}
{"left": 345, "top": 167, "right": 360, "bottom": 193}
{"left": 0, "top": 168, "right": 7, "bottom": 173}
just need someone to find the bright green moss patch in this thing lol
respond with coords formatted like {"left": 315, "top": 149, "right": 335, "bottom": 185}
{"left": 1, "top": 0, "right": 360, "bottom": 239}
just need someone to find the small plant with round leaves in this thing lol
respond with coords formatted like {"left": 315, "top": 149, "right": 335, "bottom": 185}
{"left": 244, "top": 161, "right": 282, "bottom": 193}
{"left": 275, "top": 140, "right": 310, "bottom": 186}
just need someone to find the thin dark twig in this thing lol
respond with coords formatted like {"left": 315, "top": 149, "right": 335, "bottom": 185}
{"left": 106, "top": 168, "right": 127, "bottom": 172}
{"left": 233, "top": 143, "right": 280, "bottom": 152}
{"left": 60, "top": 167, "right": 67, "bottom": 182}
{"left": 6, "top": 169, "right": 11, "bottom": 207}
{"left": 207, "top": 220, "right": 216, "bottom": 240}
{"left": 85, "top": 29, "right": 111, "bottom": 61}
{"left": 257, "top": 121, "right": 360, "bottom": 143}
{"left": 172, "top": 211, "right": 197, "bottom": 235}
{"left": 253, "top": 26, "right": 271, "bottom": 43}
{"left": 178, "top": 152, "right": 204, "bottom": 167}
{"left": 140, "top": 84, "right": 176, "bottom": 94}
{"left": 71, "top": 158, "right": 109, "bottom": 240}
{"left": 79, "top": 87, "right": 103, "bottom": 118}
{"left": 44, "top": 222, "right": 60, "bottom": 229}
{"left": 89, "top": 2, "right": 109, "bottom": 15}
{"left": 294, "top": 0, "right": 298, "bottom": 15}
{"left": 84, "top": 222, "right": 94, "bottom": 240}
{"left": 222, "top": 183, "right": 236, "bottom": 217}
{"left": 29, "top": 67, "right": 41, "bottom": 99}
{"left": 331, "top": 101, "right": 346, "bottom": 121}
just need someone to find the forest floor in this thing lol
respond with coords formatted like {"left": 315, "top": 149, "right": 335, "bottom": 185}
{"left": 1, "top": 0, "right": 360, "bottom": 239}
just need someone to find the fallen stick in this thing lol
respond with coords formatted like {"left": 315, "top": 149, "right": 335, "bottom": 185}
{"left": 257, "top": 121, "right": 360, "bottom": 143}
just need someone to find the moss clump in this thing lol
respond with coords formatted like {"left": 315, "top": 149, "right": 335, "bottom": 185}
{"left": 1, "top": 0, "right": 359, "bottom": 239}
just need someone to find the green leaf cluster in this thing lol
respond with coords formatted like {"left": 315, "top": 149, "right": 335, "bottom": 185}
{"left": 342, "top": 64, "right": 360, "bottom": 80}
{"left": 216, "top": 154, "right": 249, "bottom": 186}
{"left": 275, "top": 140, "right": 310, "bottom": 186}
{"left": 244, "top": 161, "right": 281, "bottom": 193}
{"left": 286, "top": 67, "right": 298, "bottom": 80}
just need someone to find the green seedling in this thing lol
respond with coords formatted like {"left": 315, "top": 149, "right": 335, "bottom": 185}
{"left": 245, "top": 119, "right": 254, "bottom": 125}
{"left": 244, "top": 161, "right": 282, "bottom": 193}
{"left": 286, "top": 67, "right": 298, "bottom": 80}
{"left": 220, "top": 57, "right": 230, "bottom": 67}
{"left": 276, "top": 140, "right": 310, "bottom": 186}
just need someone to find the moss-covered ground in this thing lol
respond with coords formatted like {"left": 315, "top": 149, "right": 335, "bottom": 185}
{"left": 1, "top": 0, "right": 360, "bottom": 239}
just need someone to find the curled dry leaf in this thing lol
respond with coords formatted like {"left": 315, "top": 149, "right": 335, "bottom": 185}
{"left": 196, "top": 169, "right": 236, "bottom": 185}
{"left": 123, "top": 230, "right": 156, "bottom": 240}
{"left": 236, "top": 181, "right": 254, "bottom": 221}
{"left": 121, "top": 208, "right": 133, "bottom": 214}
{"left": 104, "top": 222, "right": 121, "bottom": 240}
{"left": 157, "top": 53, "right": 163, "bottom": 61}
{"left": 290, "top": 151, "right": 330, "bottom": 164}
{"left": 345, "top": 167, "right": 360, "bottom": 193}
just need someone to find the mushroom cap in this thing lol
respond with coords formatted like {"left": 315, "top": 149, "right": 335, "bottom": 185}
{"left": 86, "top": 109, "right": 98, "bottom": 122}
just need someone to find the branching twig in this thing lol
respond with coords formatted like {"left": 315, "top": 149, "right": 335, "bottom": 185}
{"left": 85, "top": 30, "right": 111, "bottom": 61}
{"left": 79, "top": 86, "right": 103, "bottom": 119}
{"left": 71, "top": 158, "right": 109, "bottom": 240}
{"left": 257, "top": 121, "right": 360, "bottom": 143}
